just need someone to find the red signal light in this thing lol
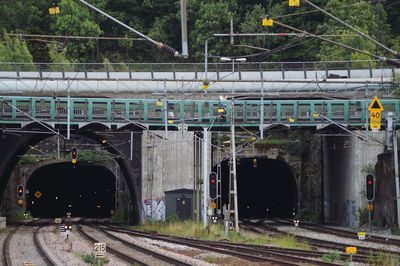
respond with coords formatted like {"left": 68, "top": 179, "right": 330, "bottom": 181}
{"left": 209, "top": 172, "right": 217, "bottom": 199}
{"left": 366, "top": 174, "right": 375, "bottom": 201}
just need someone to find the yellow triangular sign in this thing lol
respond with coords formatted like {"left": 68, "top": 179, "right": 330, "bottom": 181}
{"left": 368, "top": 96, "right": 384, "bottom": 111}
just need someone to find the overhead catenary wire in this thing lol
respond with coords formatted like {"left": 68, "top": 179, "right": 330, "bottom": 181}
{"left": 303, "top": 0, "right": 399, "bottom": 56}
{"left": 273, "top": 19, "right": 399, "bottom": 67}
{"left": 275, "top": 0, "right": 387, "bottom": 19}
{"left": 7, "top": 33, "right": 145, "bottom": 41}
{"left": 77, "top": 0, "right": 181, "bottom": 57}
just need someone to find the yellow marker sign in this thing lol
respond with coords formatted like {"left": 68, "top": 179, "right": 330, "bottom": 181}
{"left": 17, "top": 199, "right": 23, "bottom": 205}
{"left": 48, "top": 6, "right": 60, "bottom": 15}
{"left": 289, "top": 0, "right": 300, "bottom": 7}
{"left": 368, "top": 96, "right": 384, "bottom": 131}
{"left": 357, "top": 231, "right": 366, "bottom": 240}
{"left": 345, "top": 246, "right": 357, "bottom": 254}
{"left": 211, "top": 202, "right": 217, "bottom": 209}
{"left": 262, "top": 18, "right": 273, "bottom": 27}
{"left": 367, "top": 204, "right": 374, "bottom": 211}
{"left": 34, "top": 191, "right": 42, "bottom": 199}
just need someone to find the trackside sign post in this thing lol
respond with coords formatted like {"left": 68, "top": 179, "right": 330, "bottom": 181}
{"left": 368, "top": 96, "right": 384, "bottom": 132}
{"left": 94, "top": 242, "right": 106, "bottom": 258}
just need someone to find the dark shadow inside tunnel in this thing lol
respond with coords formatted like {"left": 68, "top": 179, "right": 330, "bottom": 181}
{"left": 219, "top": 158, "right": 297, "bottom": 219}
{"left": 26, "top": 163, "right": 115, "bottom": 218}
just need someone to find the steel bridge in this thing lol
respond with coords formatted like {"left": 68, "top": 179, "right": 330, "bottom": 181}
{"left": 1, "top": 96, "right": 399, "bottom": 129}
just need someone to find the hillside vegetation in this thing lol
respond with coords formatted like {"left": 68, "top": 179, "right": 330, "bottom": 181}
{"left": 0, "top": 0, "right": 399, "bottom": 64}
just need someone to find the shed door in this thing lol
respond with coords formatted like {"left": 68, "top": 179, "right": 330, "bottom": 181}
{"left": 176, "top": 196, "right": 191, "bottom": 220}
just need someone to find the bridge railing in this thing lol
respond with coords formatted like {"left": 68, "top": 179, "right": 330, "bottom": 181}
{"left": 1, "top": 97, "right": 399, "bottom": 128}
{"left": 0, "top": 60, "right": 396, "bottom": 81}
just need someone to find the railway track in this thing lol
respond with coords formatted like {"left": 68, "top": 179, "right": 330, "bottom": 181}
{"left": 100, "top": 224, "right": 342, "bottom": 266}
{"left": 273, "top": 218, "right": 400, "bottom": 246}
{"left": 242, "top": 219, "right": 400, "bottom": 263}
{"left": 76, "top": 224, "right": 192, "bottom": 266}
{"left": 3, "top": 220, "right": 55, "bottom": 266}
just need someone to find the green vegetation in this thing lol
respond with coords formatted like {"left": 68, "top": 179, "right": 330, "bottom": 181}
{"left": 9, "top": 209, "right": 31, "bottom": 223}
{"left": 270, "top": 234, "right": 310, "bottom": 250}
{"left": 19, "top": 150, "right": 113, "bottom": 164}
{"left": 81, "top": 253, "right": 109, "bottom": 265}
{"left": 368, "top": 252, "right": 400, "bottom": 266}
{"left": 392, "top": 228, "right": 400, "bottom": 236}
{"left": 0, "top": 1, "right": 398, "bottom": 63}
{"left": 75, "top": 150, "right": 113, "bottom": 162}
{"left": 133, "top": 220, "right": 310, "bottom": 249}
{"left": 321, "top": 252, "right": 341, "bottom": 263}
{"left": 361, "top": 163, "right": 375, "bottom": 175}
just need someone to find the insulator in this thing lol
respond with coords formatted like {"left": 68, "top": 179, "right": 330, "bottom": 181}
{"left": 160, "top": 44, "right": 180, "bottom": 57}
{"left": 386, "top": 59, "right": 400, "bottom": 68}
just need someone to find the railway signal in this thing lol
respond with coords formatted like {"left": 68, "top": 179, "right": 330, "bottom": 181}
{"left": 17, "top": 185, "right": 24, "bottom": 198}
{"left": 209, "top": 172, "right": 217, "bottom": 199}
{"left": 366, "top": 174, "right": 375, "bottom": 201}
{"left": 71, "top": 148, "right": 78, "bottom": 164}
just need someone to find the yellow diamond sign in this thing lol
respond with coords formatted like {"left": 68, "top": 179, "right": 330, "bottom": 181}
{"left": 34, "top": 191, "right": 42, "bottom": 199}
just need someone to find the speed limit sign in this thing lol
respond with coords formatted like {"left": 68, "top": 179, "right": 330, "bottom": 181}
{"left": 94, "top": 242, "right": 106, "bottom": 258}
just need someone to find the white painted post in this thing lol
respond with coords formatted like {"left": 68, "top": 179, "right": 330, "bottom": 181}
{"left": 230, "top": 102, "right": 239, "bottom": 232}
{"left": 393, "top": 120, "right": 400, "bottom": 228}
{"left": 260, "top": 79, "right": 264, "bottom": 139}
{"left": 67, "top": 79, "right": 71, "bottom": 140}
{"left": 130, "top": 131, "right": 133, "bottom": 160}
{"left": 202, "top": 127, "right": 209, "bottom": 228}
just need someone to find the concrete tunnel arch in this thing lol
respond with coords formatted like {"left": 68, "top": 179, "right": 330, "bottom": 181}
{"left": 217, "top": 157, "right": 298, "bottom": 218}
{"left": 0, "top": 122, "right": 142, "bottom": 223}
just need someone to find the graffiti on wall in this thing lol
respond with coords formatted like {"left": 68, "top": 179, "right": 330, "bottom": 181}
{"left": 142, "top": 198, "right": 165, "bottom": 221}
{"left": 344, "top": 200, "right": 357, "bottom": 227}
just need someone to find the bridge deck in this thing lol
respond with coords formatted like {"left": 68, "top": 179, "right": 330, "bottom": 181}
{"left": 0, "top": 96, "right": 399, "bottom": 129}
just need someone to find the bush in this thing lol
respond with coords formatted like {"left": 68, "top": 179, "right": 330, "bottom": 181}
{"left": 322, "top": 252, "right": 341, "bottom": 262}
{"left": 81, "top": 253, "right": 109, "bottom": 265}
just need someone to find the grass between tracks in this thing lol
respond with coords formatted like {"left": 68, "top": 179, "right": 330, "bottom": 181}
{"left": 132, "top": 220, "right": 310, "bottom": 250}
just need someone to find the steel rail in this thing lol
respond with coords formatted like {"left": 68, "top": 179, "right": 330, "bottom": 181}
{"left": 101, "top": 225, "right": 340, "bottom": 266}
{"left": 33, "top": 222, "right": 57, "bottom": 266}
{"left": 75, "top": 224, "right": 147, "bottom": 266}
{"left": 96, "top": 226, "right": 192, "bottom": 266}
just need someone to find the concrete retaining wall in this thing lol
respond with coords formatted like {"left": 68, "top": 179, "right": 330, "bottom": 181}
{"left": 141, "top": 131, "right": 197, "bottom": 222}
{"left": 323, "top": 131, "right": 385, "bottom": 226}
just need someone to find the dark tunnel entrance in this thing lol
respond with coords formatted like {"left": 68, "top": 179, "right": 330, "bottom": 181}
{"left": 26, "top": 163, "right": 116, "bottom": 218}
{"left": 219, "top": 158, "right": 297, "bottom": 219}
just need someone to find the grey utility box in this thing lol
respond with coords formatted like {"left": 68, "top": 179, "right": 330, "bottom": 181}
{"left": 165, "top": 189, "right": 193, "bottom": 221}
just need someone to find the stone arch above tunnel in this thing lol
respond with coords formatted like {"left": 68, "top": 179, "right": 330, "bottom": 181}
{"left": 211, "top": 132, "right": 324, "bottom": 222}
{"left": 0, "top": 126, "right": 142, "bottom": 224}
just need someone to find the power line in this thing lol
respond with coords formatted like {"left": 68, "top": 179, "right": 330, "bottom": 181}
{"left": 78, "top": 0, "right": 181, "bottom": 57}
{"left": 6, "top": 33, "right": 145, "bottom": 41}
{"left": 273, "top": 19, "right": 397, "bottom": 65}
{"left": 303, "top": 0, "right": 398, "bottom": 56}
{"left": 275, "top": 0, "right": 386, "bottom": 19}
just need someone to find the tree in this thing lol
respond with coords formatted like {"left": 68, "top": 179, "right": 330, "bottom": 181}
{"left": 0, "top": 34, "right": 35, "bottom": 70}
{"left": 51, "top": 0, "right": 104, "bottom": 62}
{"left": 47, "top": 43, "right": 73, "bottom": 71}
{"left": 317, "top": 0, "right": 392, "bottom": 64}
{"left": 188, "top": 0, "right": 238, "bottom": 61}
